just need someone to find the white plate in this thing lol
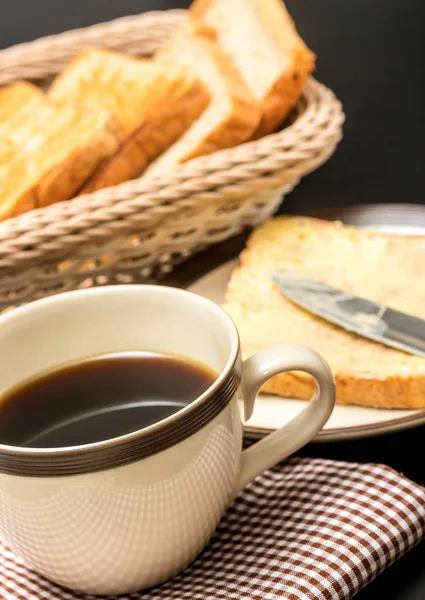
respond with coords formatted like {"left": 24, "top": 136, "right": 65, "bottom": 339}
{"left": 188, "top": 257, "right": 425, "bottom": 442}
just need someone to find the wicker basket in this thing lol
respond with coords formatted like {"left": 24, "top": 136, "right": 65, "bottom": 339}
{"left": 0, "top": 9, "right": 344, "bottom": 311}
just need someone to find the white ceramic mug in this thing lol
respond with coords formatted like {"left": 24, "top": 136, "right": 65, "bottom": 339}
{"left": 0, "top": 285, "right": 335, "bottom": 595}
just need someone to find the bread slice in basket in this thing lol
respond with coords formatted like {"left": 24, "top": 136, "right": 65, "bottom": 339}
{"left": 224, "top": 217, "right": 425, "bottom": 409}
{"left": 147, "top": 18, "right": 261, "bottom": 174}
{"left": 0, "top": 84, "right": 120, "bottom": 221}
{"left": 191, "top": 0, "right": 315, "bottom": 137}
{"left": 0, "top": 82, "right": 47, "bottom": 125}
{"left": 48, "top": 50, "right": 210, "bottom": 192}
{"left": 0, "top": 83, "right": 47, "bottom": 174}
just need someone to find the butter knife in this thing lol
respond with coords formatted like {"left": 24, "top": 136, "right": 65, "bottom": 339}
{"left": 272, "top": 270, "right": 425, "bottom": 358}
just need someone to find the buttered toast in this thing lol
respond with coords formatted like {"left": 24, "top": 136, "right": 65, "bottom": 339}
{"left": 224, "top": 217, "right": 425, "bottom": 409}
{"left": 148, "top": 18, "right": 261, "bottom": 174}
{"left": 48, "top": 50, "right": 210, "bottom": 192}
{"left": 191, "top": 0, "right": 315, "bottom": 137}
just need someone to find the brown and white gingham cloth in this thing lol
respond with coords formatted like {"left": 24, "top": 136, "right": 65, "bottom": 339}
{"left": 1, "top": 457, "right": 424, "bottom": 600}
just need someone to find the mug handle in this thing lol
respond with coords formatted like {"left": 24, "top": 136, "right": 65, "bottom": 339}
{"left": 235, "top": 345, "right": 335, "bottom": 494}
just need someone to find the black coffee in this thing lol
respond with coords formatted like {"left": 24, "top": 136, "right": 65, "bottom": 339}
{"left": 0, "top": 353, "right": 216, "bottom": 448}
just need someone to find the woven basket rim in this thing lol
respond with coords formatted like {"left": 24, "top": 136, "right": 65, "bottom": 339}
{"left": 0, "top": 8, "right": 345, "bottom": 277}
{"left": 0, "top": 77, "right": 344, "bottom": 227}
{"left": 0, "top": 9, "right": 187, "bottom": 74}
{"left": 0, "top": 78, "right": 343, "bottom": 238}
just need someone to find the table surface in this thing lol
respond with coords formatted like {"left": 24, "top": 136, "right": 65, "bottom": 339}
{"left": 2, "top": 1, "right": 425, "bottom": 598}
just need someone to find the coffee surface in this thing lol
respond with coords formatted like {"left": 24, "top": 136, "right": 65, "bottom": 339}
{"left": 0, "top": 353, "right": 215, "bottom": 448}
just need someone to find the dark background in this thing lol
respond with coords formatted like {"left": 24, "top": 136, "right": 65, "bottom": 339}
{"left": 1, "top": 1, "right": 425, "bottom": 598}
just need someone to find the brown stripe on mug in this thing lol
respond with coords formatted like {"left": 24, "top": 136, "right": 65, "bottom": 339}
{"left": 0, "top": 361, "right": 242, "bottom": 478}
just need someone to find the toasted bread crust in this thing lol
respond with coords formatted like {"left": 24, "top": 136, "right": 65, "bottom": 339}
{"left": 150, "top": 18, "right": 260, "bottom": 168}
{"left": 262, "top": 369, "right": 425, "bottom": 410}
{"left": 224, "top": 217, "right": 425, "bottom": 409}
{"left": 0, "top": 187, "right": 36, "bottom": 222}
{"left": 191, "top": 0, "right": 315, "bottom": 136}
{"left": 81, "top": 75, "right": 210, "bottom": 191}
{"left": 0, "top": 101, "right": 120, "bottom": 220}
{"left": 36, "top": 109, "right": 121, "bottom": 206}
{"left": 49, "top": 51, "right": 160, "bottom": 137}
{"left": 245, "top": 0, "right": 315, "bottom": 136}
{"left": 49, "top": 50, "right": 210, "bottom": 191}
{"left": 253, "top": 46, "right": 315, "bottom": 137}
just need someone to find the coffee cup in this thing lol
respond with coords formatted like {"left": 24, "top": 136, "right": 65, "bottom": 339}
{"left": 0, "top": 285, "right": 335, "bottom": 594}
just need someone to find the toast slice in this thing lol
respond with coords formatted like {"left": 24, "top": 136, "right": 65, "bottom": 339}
{"left": 191, "top": 0, "right": 315, "bottom": 137}
{"left": 147, "top": 18, "right": 261, "bottom": 174}
{"left": 48, "top": 50, "right": 210, "bottom": 191}
{"left": 0, "top": 82, "right": 47, "bottom": 126}
{"left": 0, "top": 101, "right": 120, "bottom": 221}
{"left": 0, "top": 82, "right": 51, "bottom": 167}
{"left": 224, "top": 217, "right": 425, "bottom": 409}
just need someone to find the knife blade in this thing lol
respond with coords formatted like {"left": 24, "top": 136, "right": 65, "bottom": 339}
{"left": 272, "top": 270, "right": 425, "bottom": 358}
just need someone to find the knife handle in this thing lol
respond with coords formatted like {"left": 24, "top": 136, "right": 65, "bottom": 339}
{"left": 234, "top": 345, "right": 335, "bottom": 494}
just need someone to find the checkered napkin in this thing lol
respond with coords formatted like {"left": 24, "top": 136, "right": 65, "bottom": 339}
{"left": 1, "top": 457, "right": 424, "bottom": 600}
